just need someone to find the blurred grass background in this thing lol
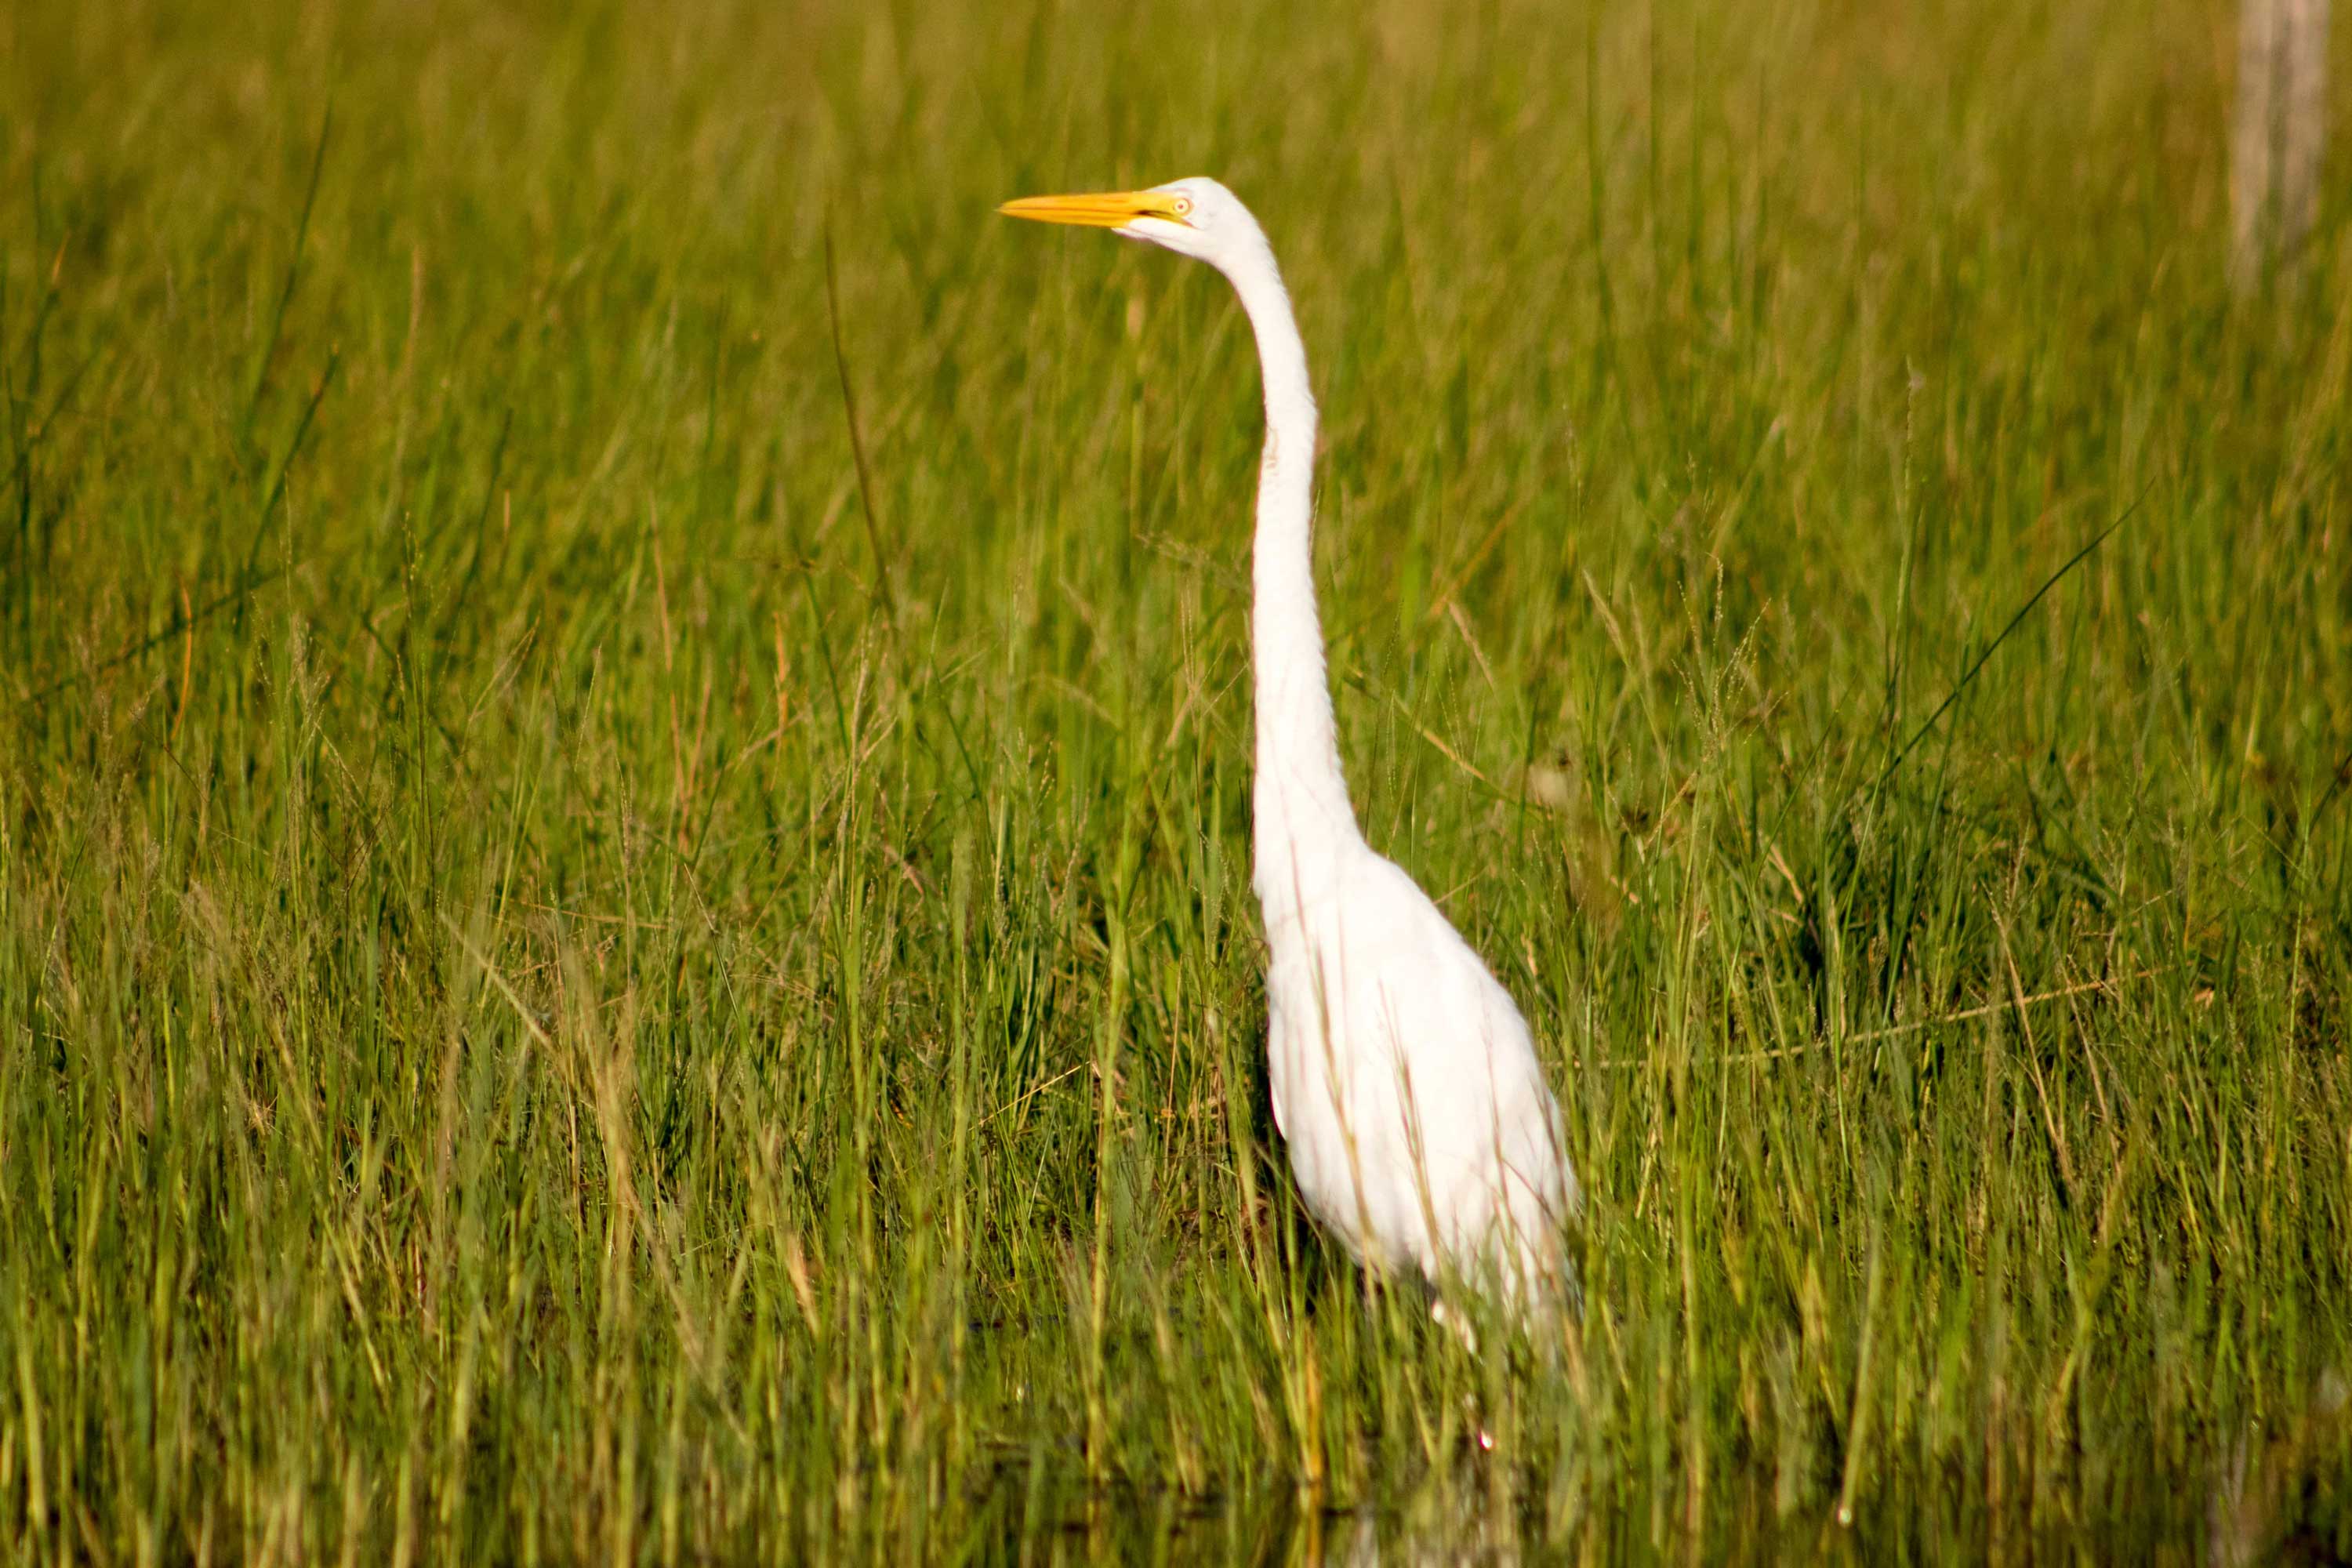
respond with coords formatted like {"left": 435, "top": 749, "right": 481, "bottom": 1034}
{"left": 3, "top": 0, "right": 2350, "bottom": 1559}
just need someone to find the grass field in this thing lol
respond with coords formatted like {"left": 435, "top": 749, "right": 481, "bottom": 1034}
{"left": 4, "top": 0, "right": 2350, "bottom": 1559}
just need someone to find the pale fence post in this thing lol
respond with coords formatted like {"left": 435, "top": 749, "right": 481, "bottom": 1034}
{"left": 2231, "top": 0, "right": 2332, "bottom": 291}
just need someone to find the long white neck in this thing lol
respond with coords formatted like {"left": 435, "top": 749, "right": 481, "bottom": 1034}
{"left": 1226, "top": 256, "right": 1363, "bottom": 924}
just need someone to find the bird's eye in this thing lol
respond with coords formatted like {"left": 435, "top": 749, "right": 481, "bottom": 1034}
{"left": 1171, "top": 195, "right": 1193, "bottom": 219}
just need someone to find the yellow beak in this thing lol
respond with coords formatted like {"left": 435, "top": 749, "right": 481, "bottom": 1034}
{"left": 997, "top": 190, "right": 1188, "bottom": 228}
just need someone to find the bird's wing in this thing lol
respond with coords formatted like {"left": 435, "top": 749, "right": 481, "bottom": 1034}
{"left": 1344, "top": 854, "right": 1577, "bottom": 1230}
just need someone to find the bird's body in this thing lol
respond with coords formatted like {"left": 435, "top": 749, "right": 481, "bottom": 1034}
{"left": 1263, "top": 848, "right": 1572, "bottom": 1299}
{"left": 1004, "top": 178, "right": 1577, "bottom": 1314}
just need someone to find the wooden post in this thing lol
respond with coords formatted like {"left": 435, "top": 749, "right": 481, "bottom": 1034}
{"left": 2232, "top": 0, "right": 2332, "bottom": 292}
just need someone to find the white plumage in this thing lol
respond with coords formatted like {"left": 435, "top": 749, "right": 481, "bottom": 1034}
{"left": 1004, "top": 177, "right": 1578, "bottom": 1317}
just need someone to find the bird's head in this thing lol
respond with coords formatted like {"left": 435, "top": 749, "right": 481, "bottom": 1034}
{"left": 998, "top": 176, "right": 1268, "bottom": 277}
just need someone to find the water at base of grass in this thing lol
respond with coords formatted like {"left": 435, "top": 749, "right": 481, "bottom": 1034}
{"left": 964, "top": 1444, "right": 2347, "bottom": 1566}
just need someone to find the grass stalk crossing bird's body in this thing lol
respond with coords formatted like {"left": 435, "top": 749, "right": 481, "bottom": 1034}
{"left": 1003, "top": 179, "right": 1578, "bottom": 1318}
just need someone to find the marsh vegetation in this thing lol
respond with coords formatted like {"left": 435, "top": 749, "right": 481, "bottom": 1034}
{"left": 2, "top": 0, "right": 2348, "bottom": 1559}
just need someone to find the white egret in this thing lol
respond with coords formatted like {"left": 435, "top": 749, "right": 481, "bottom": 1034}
{"left": 1002, "top": 179, "right": 1578, "bottom": 1319}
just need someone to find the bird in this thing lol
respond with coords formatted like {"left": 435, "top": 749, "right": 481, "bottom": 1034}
{"left": 1001, "top": 179, "right": 1579, "bottom": 1322}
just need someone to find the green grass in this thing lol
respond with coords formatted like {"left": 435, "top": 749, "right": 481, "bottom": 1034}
{"left": 5, "top": 0, "right": 2350, "bottom": 1559}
